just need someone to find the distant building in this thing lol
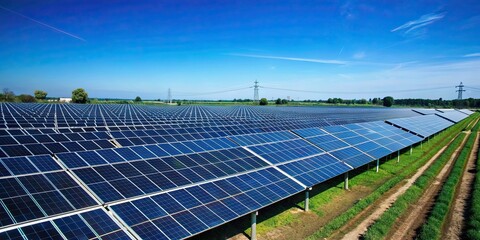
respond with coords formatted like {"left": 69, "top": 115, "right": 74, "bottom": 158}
{"left": 59, "top": 98, "right": 72, "bottom": 103}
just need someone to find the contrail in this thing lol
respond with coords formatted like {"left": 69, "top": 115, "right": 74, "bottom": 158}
{"left": 230, "top": 53, "right": 347, "bottom": 65}
{"left": 0, "top": 5, "right": 86, "bottom": 42}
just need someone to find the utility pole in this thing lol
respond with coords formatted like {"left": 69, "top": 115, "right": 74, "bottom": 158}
{"left": 168, "top": 88, "right": 172, "bottom": 104}
{"left": 253, "top": 80, "right": 259, "bottom": 104}
{"left": 456, "top": 82, "right": 465, "bottom": 100}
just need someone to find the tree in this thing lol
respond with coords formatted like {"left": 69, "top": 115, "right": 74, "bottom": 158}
{"left": 134, "top": 96, "right": 142, "bottom": 102}
{"left": 281, "top": 99, "right": 288, "bottom": 104}
{"left": 3, "top": 88, "right": 15, "bottom": 102}
{"left": 275, "top": 98, "right": 282, "bottom": 104}
{"left": 18, "top": 94, "right": 36, "bottom": 103}
{"left": 34, "top": 90, "right": 48, "bottom": 100}
{"left": 357, "top": 99, "right": 367, "bottom": 104}
{"left": 383, "top": 96, "right": 394, "bottom": 107}
{"left": 71, "top": 88, "right": 88, "bottom": 103}
{"left": 259, "top": 98, "right": 268, "bottom": 105}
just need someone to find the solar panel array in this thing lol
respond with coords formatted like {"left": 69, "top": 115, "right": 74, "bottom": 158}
{"left": 435, "top": 111, "right": 470, "bottom": 123}
{"left": 0, "top": 103, "right": 473, "bottom": 239}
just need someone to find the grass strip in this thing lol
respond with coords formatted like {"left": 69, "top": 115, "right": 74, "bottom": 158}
{"left": 306, "top": 115, "right": 475, "bottom": 239}
{"left": 362, "top": 132, "right": 467, "bottom": 240}
{"left": 466, "top": 119, "right": 480, "bottom": 240}
{"left": 417, "top": 119, "right": 479, "bottom": 239}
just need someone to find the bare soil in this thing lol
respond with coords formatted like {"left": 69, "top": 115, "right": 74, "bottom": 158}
{"left": 444, "top": 132, "right": 479, "bottom": 240}
{"left": 385, "top": 132, "right": 469, "bottom": 240}
{"left": 230, "top": 186, "right": 373, "bottom": 240}
{"left": 336, "top": 134, "right": 460, "bottom": 240}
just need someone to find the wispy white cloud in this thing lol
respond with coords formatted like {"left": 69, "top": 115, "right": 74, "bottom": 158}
{"left": 353, "top": 51, "right": 366, "bottom": 59}
{"left": 0, "top": 5, "right": 86, "bottom": 42}
{"left": 463, "top": 53, "right": 480, "bottom": 57}
{"left": 230, "top": 53, "right": 347, "bottom": 65}
{"left": 392, "top": 12, "right": 446, "bottom": 33}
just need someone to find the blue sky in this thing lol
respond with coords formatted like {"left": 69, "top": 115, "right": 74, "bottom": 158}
{"left": 1, "top": 0, "right": 479, "bottom": 100}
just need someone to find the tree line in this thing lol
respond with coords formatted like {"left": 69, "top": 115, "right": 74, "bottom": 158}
{"left": 1, "top": 87, "right": 478, "bottom": 108}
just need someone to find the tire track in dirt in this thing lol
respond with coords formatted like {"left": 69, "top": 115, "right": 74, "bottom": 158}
{"left": 385, "top": 132, "right": 470, "bottom": 240}
{"left": 444, "top": 132, "right": 479, "bottom": 240}
{"left": 338, "top": 133, "right": 463, "bottom": 240}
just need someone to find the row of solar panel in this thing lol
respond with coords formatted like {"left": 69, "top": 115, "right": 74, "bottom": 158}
{"left": 0, "top": 110, "right": 472, "bottom": 239}
{"left": 387, "top": 115, "right": 454, "bottom": 138}
{"left": 0, "top": 209, "right": 130, "bottom": 240}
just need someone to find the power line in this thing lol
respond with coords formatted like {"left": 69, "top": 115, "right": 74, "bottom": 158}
{"left": 174, "top": 86, "right": 252, "bottom": 97}
{"left": 260, "top": 86, "right": 452, "bottom": 94}
{"left": 465, "top": 86, "right": 480, "bottom": 91}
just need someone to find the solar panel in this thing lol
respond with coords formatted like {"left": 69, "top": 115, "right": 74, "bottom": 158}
{"left": 0, "top": 103, "right": 464, "bottom": 239}
{"left": 387, "top": 115, "right": 453, "bottom": 138}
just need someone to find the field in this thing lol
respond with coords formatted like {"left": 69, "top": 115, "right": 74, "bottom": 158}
{"left": 0, "top": 103, "right": 476, "bottom": 240}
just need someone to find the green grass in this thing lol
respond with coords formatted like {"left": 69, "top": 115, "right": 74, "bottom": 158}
{"left": 417, "top": 119, "right": 479, "bottom": 240}
{"left": 362, "top": 132, "right": 467, "bottom": 240}
{"left": 306, "top": 115, "right": 475, "bottom": 240}
{"left": 466, "top": 119, "right": 480, "bottom": 239}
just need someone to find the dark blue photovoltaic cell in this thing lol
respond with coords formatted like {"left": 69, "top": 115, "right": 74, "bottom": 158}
{"left": 229, "top": 131, "right": 297, "bottom": 146}
{"left": 153, "top": 216, "right": 190, "bottom": 239}
{"left": 277, "top": 154, "right": 352, "bottom": 186}
{"left": 54, "top": 215, "right": 97, "bottom": 239}
{"left": 355, "top": 141, "right": 392, "bottom": 159}
{"left": 3, "top": 196, "right": 45, "bottom": 222}
{"left": 112, "top": 202, "right": 148, "bottom": 226}
{"left": 131, "top": 146, "right": 156, "bottom": 159}
{"left": 172, "top": 211, "right": 209, "bottom": 235}
{"left": 77, "top": 151, "right": 107, "bottom": 166}
{"left": 21, "top": 221, "right": 63, "bottom": 239}
{"left": 81, "top": 209, "right": 124, "bottom": 236}
{"left": 190, "top": 205, "right": 224, "bottom": 227}
{"left": 248, "top": 139, "right": 323, "bottom": 164}
{"left": 306, "top": 134, "right": 349, "bottom": 152}
{"left": 2, "top": 156, "right": 38, "bottom": 175}
{"left": 131, "top": 222, "right": 168, "bottom": 240}
{"left": 56, "top": 152, "right": 88, "bottom": 168}
{"left": 0, "top": 205, "right": 13, "bottom": 227}
{"left": 28, "top": 155, "right": 61, "bottom": 172}
{"left": 330, "top": 147, "right": 374, "bottom": 168}
{"left": 134, "top": 197, "right": 168, "bottom": 219}
{"left": 114, "top": 148, "right": 141, "bottom": 161}
{"left": 97, "top": 149, "right": 125, "bottom": 163}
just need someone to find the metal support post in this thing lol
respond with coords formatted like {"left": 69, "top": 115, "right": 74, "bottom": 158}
{"left": 376, "top": 158, "right": 379, "bottom": 172}
{"left": 305, "top": 188, "right": 311, "bottom": 212}
{"left": 251, "top": 211, "right": 258, "bottom": 240}
{"left": 344, "top": 172, "right": 349, "bottom": 190}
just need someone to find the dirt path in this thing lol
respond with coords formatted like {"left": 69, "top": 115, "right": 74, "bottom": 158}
{"left": 444, "top": 132, "right": 479, "bottom": 240}
{"left": 338, "top": 133, "right": 464, "bottom": 240}
{"left": 385, "top": 132, "right": 470, "bottom": 240}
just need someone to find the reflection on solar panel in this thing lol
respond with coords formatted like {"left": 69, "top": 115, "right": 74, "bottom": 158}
{"left": 435, "top": 111, "right": 469, "bottom": 123}
{"left": 0, "top": 208, "right": 131, "bottom": 239}
{"left": 110, "top": 167, "right": 303, "bottom": 239}
{"left": 0, "top": 103, "right": 467, "bottom": 239}
{"left": 457, "top": 109, "right": 474, "bottom": 115}
{"left": 386, "top": 115, "right": 453, "bottom": 138}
